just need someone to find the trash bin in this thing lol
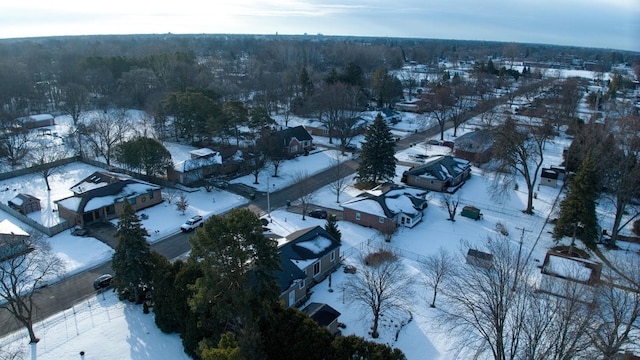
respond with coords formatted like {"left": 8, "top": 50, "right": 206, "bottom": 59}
{"left": 286, "top": 200, "right": 291, "bottom": 207}
{"left": 250, "top": 193, "right": 255, "bottom": 200}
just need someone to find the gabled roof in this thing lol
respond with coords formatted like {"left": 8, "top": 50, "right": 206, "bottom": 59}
{"left": 0, "top": 219, "right": 29, "bottom": 237}
{"left": 56, "top": 171, "right": 160, "bottom": 213}
{"left": 276, "top": 125, "right": 313, "bottom": 144}
{"left": 173, "top": 152, "right": 222, "bottom": 173}
{"left": 403, "top": 155, "right": 470, "bottom": 181}
{"left": 341, "top": 185, "right": 427, "bottom": 218}
{"left": 9, "top": 193, "right": 40, "bottom": 206}
{"left": 454, "top": 129, "right": 495, "bottom": 152}
{"left": 274, "top": 226, "right": 340, "bottom": 292}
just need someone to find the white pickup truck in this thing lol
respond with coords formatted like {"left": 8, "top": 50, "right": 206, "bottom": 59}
{"left": 180, "top": 215, "right": 204, "bottom": 232}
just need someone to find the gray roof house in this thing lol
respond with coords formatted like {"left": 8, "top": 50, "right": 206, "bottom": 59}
{"left": 401, "top": 155, "right": 471, "bottom": 192}
{"left": 275, "top": 226, "right": 341, "bottom": 308}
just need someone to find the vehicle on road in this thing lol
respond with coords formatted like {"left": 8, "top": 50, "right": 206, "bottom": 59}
{"left": 308, "top": 209, "right": 328, "bottom": 219}
{"left": 93, "top": 274, "right": 113, "bottom": 290}
{"left": 427, "top": 139, "right": 443, "bottom": 146}
{"left": 180, "top": 215, "right": 204, "bottom": 232}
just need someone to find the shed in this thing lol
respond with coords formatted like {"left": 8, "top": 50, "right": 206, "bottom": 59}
{"left": 466, "top": 249, "right": 493, "bottom": 268}
{"left": 461, "top": 205, "right": 481, "bottom": 220}
{"left": 540, "top": 168, "right": 560, "bottom": 188}
{"left": 8, "top": 193, "right": 41, "bottom": 214}
{"left": 302, "top": 302, "right": 342, "bottom": 336}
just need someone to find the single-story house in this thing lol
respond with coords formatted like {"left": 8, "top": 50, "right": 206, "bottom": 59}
{"left": 18, "top": 114, "right": 55, "bottom": 129}
{"left": 341, "top": 184, "right": 428, "bottom": 233}
{"left": 394, "top": 98, "right": 429, "bottom": 113}
{"left": 55, "top": 171, "right": 162, "bottom": 227}
{"left": 8, "top": 193, "right": 41, "bottom": 214}
{"left": 0, "top": 219, "right": 31, "bottom": 260}
{"left": 275, "top": 226, "right": 341, "bottom": 308}
{"left": 274, "top": 125, "right": 314, "bottom": 157}
{"left": 167, "top": 148, "right": 223, "bottom": 185}
{"left": 302, "top": 302, "right": 342, "bottom": 336}
{"left": 453, "top": 129, "right": 495, "bottom": 164}
{"left": 538, "top": 251, "right": 602, "bottom": 303}
{"left": 305, "top": 118, "right": 368, "bottom": 138}
{"left": 401, "top": 155, "right": 471, "bottom": 192}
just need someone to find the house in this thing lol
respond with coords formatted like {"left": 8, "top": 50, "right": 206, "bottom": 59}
{"left": 166, "top": 148, "right": 223, "bottom": 185}
{"left": 302, "top": 302, "right": 342, "bottom": 336}
{"left": 305, "top": 118, "right": 368, "bottom": 138}
{"left": 453, "top": 129, "right": 495, "bottom": 164}
{"left": 401, "top": 155, "right": 471, "bottom": 192}
{"left": 275, "top": 226, "right": 341, "bottom": 308}
{"left": 0, "top": 219, "right": 31, "bottom": 261}
{"left": 8, "top": 193, "right": 41, "bottom": 214}
{"left": 540, "top": 168, "right": 560, "bottom": 188}
{"left": 55, "top": 171, "right": 162, "bottom": 227}
{"left": 538, "top": 251, "right": 602, "bottom": 303}
{"left": 394, "top": 98, "right": 429, "bottom": 113}
{"left": 341, "top": 184, "right": 428, "bottom": 232}
{"left": 274, "top": 125, "right": 314, "bottom": 157}
{"left": 19, "top": 114, "right": 55, "bottom": 129}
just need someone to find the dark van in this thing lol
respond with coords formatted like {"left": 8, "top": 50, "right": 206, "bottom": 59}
{"left": 93, "top": 274, "right": 113, "bottom": 290}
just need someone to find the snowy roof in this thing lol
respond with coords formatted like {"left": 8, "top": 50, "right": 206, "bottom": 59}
{"left": 29, "top": 114, "right": 54, "bottom": 121}
{"left": 342, "top": 185, "right": 426, "bottom": 218}
{"left": 542, "top": 253, "right": 601, "bottom": 283}
{"left": 189, "top": 148, "right": 216, "bottom": 158}
{"left": 404, "top": 155, "right": 471, "bottom": 181}
{"left": 173, "top": 153, "right": 222, "bottom": 172}
{"left": 0, "top": 219, "right": 29, "bottom": 237}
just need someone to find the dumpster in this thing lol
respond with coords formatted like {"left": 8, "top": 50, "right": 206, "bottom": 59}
{"left": 461, "top": 206, "right": 482, "bottom": 220}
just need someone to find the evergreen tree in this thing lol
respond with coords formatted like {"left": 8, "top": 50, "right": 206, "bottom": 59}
{"left": 553, "top": 152, "right": 600, "bottom": 247}
{"left": 112, "top": 198, "right": 152, "bottom": 302}
{"left": 188, "top": 208, "right": 281, "bottom": 357}
{"left": 357, "top": 114, "right": 397, "bottom": 185}
{"left": 324, "top": 214, "right": 341, "bottom": 243}
{"left": 331, "top": 335, "right": 406, "bottom": 360}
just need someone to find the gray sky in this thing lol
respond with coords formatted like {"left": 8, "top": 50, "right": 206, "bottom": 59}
{"left": 1, "top": 0, "right": 638, "bottom": 52}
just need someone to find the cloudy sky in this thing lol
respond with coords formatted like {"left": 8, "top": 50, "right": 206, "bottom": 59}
{"left": 1, "top": 0, "right": 638, "bottom": 52}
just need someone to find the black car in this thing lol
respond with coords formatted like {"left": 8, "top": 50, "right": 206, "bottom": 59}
{"left": 93, "top": 274, "right": 113, "bottom": 290}
{"left": 308, "top": 209, "right": 328, "bottom": 219}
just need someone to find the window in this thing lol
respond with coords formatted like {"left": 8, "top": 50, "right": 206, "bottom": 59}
{"left": 299, "top": 280, "right": 305, "bottom": 289}
{"left": 129, "top": 197, "right": 136, "bottom": 205}
{"left": 355, "top": 212, "right": 361, "bottom": 221}
{"left": 313, "top": 262, "right": 321, "bottom": 276}
{"left": 330, "top": 251, "right": 335, "bottom": 262}
{"left": 291, "top": 145, "right": 298, "bottom": 153}
{"left": 148, "top": 190, "right": 154, "bottom": 199}
{"left": 379, "top": 217, "right": 385, "bottom": 224}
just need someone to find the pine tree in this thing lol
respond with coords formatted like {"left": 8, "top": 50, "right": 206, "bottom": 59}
{"left": 553, "top": 152, "right": 600, "bottom": 247}
{"left": 357, "top": 114, "right": 397, "bottom": 185}
{"left": 112, "top": 198, "right": 152, "bottom": 302}
{"left": 324, "top": 214, "right": 341, "bottom": 243}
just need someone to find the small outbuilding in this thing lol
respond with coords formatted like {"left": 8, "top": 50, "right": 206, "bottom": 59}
{"left": 461, "top": 205, "right": 482, "bottom": 220}
{"left": 302, "top": 302, "right": 342, "bottom": 336}
{"left": 540, "top": 168, "right": 560, "bottom": 188}
{"left": 466, "top": 248, "right": 493, "bottom": 269}
{"left": 8, "top": 193, "right": 41, "bottom": 214}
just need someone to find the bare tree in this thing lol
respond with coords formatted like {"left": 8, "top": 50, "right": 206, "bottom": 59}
{"left": 85, "top": 109, "right": 131, "bottom": 166}
{"left": 491, "top": 117, "right": 552, "bottom": 214}
{"left": 328, "top": 154, "right": 352, "bottom": 203}
{"left": 175, "top": 192, "right": 188, "bottom": 215}
{"left": 426, "top": 85, "right": 454, "bottom": 141}
{"left": 441, "top": 236, "right": 532, "bottom": 360}
{"left": 0, "top": 126, "right": 32, "bottom": 169}
{"left": 420, "top": 247, "right": 455, "bottom": 308}
{"left": 588, "top": 255, "right": 640, "bottom": 359}
{"left": 441, "top": 194, "right": 460, "bottom": 221}
{"left": 343, "top": 248, "right": 414, "bottom": 338}
{"left": 0, "top": 232, "right": 65, "bottom": 344}
{"left": 28, "top": 141, "right": 71, "bottom": 191}
{"left": 293, "top": 171, "right": 314, "bottom": 220}
{"left": 162, "top": 188, "right": 180, "bottom": 205}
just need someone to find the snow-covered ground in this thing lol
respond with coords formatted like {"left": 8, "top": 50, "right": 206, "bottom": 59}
{"left": 1, "top": 87, "right": 638, "bottom": 359}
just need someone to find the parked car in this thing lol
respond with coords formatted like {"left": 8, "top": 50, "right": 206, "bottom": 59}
{"left": 427, "top": 139, "right": 443, "bottom": 146}
{"left": 180, "top": 215, "right": 204, "bottom": 232}
{"left": 442, "top": 140, "right": 455, "bottom": 148}
{"left": 308, "top": 209, "right": 328, "bottom": 219}
{"left": 93, "top": 274, "right": 113, "bottom": 290}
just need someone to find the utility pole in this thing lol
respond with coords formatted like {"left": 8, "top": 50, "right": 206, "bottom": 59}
{"left": 512, "top": 226, "right": 532, "bottom": 291}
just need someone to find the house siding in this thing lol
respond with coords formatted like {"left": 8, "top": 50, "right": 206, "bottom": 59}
{"left": 342, "top": 208, "right": 397, "bottom": 233}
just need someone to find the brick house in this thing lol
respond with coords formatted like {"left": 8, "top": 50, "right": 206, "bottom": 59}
{"left": 275, "top": 226, "right": 341, "bottom": 308}
{"left": 453, "top": 129, "right": 495, "bottom": 164}
{"left": 341, "top": 184, "right": 428, "bottom": 232}
{"left": 401, "top": 155, "right": 471, "bottom": 192}
{"left": 274, "top": 125, "right": 314, "bottom": 157}
{"left": 55, "top": 171, "right": 162, "bottom": 227}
